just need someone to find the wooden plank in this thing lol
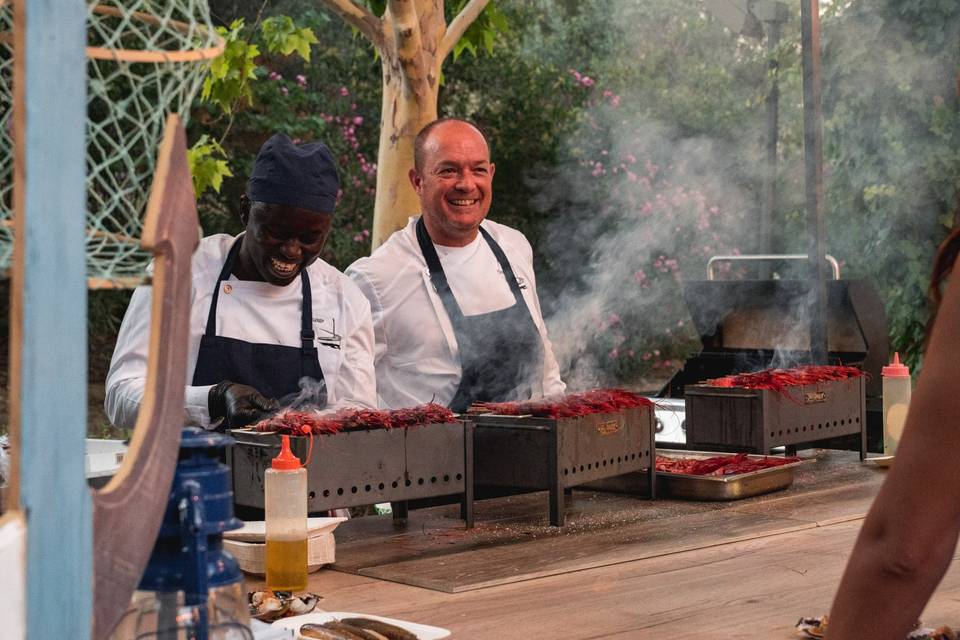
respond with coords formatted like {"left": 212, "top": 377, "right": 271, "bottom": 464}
{"left": 351, "top": 509, "right": 816, "bottom": 592}
{"left": 729, "top": 480, "right": 879, "bottom": 524}
{"left": 332, "top": 490, "right": 720, "bottom": 572}
{"left": 330, "top": 450, "right": 881, "bottom": 581}
{"left": 11, "top": 1, "right": 91, "bottom": 638}
{"left": 254, "top": 520, "right": 960, "bottom": 639}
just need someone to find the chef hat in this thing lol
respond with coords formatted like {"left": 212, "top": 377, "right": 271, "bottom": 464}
{"left": 248, "top": 133, "right": 340, "bottom": 214}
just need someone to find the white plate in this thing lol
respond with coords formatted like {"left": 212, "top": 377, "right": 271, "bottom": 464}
{"left": 863, "top": 455, "right": 895, "bottom": 468}
{"left": 273, "top": 611, "right": 450, "bottom": 639}
{"left": 224, "top": 517, "right": 347, "bottom": 542}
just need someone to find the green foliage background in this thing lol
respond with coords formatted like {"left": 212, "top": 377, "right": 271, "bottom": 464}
{"left": 85, "top": 0, "right": 960, "bottom": 406}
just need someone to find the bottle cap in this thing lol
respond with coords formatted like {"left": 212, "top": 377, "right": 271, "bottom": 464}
{"left": 271, "top": 435, "right": 302, "bottom": 470}
{"left": 882, "top": 352, "right": 910, "bottom": 378}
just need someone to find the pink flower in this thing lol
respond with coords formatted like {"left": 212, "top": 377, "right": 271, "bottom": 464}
{"left": 608, "top": 348, "right": 619, "bottom": 359}
{"left": 353, "top": 116, "right": 363, "bottom": 126}
{"left": 296, "top": 74, "right": 307, "bottom": 87}
{"left": 580, "top": 76, "right": 595, "bottom": 87}
{"left": 268, "top": 70, "right": 282, "bottom": 81}
{"left": 280, "top": 86, "right": 289, "bottom": 96}
{"left": 339, "top": 86, "right": 350, "bottom": 97}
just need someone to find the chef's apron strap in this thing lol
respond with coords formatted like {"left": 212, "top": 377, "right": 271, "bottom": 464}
{"left": 415, "top": 216, "right": 464, "bottom": 325}
{"left": 478, "top": 226, "right": 526, "bottom": 301}
{"left": 300, "top": 267, "right": 315, "bottom": 351}
{"left": 203, "top": 236, "right": 244, "bottom": 338}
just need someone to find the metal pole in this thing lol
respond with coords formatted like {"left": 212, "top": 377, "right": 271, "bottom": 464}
{"left": 758, "top": 19, "right": 781, "bottom": 277}
{"left": 801, "top": 0, "right": 828, "bottom": 362}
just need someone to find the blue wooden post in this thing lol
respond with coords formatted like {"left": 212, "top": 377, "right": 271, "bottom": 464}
{"left": 14, "top": 0, "right": 91, "bottom": 637}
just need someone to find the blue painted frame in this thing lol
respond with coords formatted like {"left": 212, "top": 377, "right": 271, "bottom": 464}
{"left": 16, "top": 1, "right": 91, "bottom": 637}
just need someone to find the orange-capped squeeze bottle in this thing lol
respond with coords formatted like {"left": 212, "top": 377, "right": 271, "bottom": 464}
{"left": 882, "top": 352, "right": 911, "bottom": 456}
{"left": 265, "top": 435, "right": 308, "bottom": 592}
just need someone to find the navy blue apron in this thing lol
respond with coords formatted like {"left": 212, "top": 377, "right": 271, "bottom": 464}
{"left": 416, "top": 218, "right": 543, "bottom": 413}
{"left": 191, "top": 236, "right": 327, "bottom": 407}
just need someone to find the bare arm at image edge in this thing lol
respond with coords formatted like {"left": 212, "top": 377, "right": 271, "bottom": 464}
{"left": 826, "top": 269, "right": 960, "bottom": 638}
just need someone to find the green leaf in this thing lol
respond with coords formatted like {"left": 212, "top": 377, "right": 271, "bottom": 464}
{"left": 200, "top": 20, "right": 260, "bottom": 113}
{"left": 261, "top": 16, "right": 318, "bottom": 62}
{"left": 187, "top": 135, "right": 234, "bottom": 196}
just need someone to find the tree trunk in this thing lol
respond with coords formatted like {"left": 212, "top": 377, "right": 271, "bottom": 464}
{"left": 371, "top": 1, "right": 442, "bottom": 247}
{"left": 318, "top": 0, "right": 489, "bottom": 248}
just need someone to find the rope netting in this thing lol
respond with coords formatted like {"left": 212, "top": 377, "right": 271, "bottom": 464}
{"left": 0, "top": 0, "right": 223, "bottom": 288}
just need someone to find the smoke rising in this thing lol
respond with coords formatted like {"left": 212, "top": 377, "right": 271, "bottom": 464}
{"left": 278, "top": 375, "right": 328, "bottom": 411}
{"left": 519, "top": 0, "right": 959, "bottom": 387}
{"left": 534, "top": 108, "right": 756, "bottom": 390}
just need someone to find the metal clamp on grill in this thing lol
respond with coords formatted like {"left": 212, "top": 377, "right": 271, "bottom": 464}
{"left": 662, "top": 254, "right": 887, "bottom": 455}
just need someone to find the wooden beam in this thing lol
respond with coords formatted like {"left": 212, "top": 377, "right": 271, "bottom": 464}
{"left": 11, "top": 0, "right": 91, "bottom": 637}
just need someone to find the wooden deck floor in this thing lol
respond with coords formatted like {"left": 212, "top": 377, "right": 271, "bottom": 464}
{"left": 251, "top": 451, "right": 960, "bottom": 638}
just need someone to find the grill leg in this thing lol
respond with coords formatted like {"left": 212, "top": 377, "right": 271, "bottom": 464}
{"left": 648, "top": 413, "right": 657, "bottom": 500}
{"left": 548, "top": 427, "right": 563, "bottom": 527}
{"left": 860, "top": 420, "right": 867, "bottom": 461}
{"left": 391, "top": 501, "right": 408, "bottom": 522}
{"left": 460, "top": 421, "right": 475, "bottom": 529}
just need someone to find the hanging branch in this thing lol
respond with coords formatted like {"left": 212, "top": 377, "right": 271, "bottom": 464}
{"left": 439, "top": 0, "right": 490, "bottom": 60}
{"left": 320, "top": 0, "right": 386, "bottom": 50}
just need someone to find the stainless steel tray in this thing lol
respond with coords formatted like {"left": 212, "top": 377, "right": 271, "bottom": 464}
{"left": 584, "top": 449, "right": 804, "bottom": 501}
{"left": 656, "top": 450, "right": 804, "bottom": 500}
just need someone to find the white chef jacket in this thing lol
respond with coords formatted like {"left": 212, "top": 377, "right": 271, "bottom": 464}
{"left": 346, "top": 216, "right": 566, "bottom": 409}
{"left": 105, "top": 233, "right": 378, "bottom": 429}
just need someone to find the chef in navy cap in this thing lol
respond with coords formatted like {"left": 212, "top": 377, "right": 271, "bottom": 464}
{"left": 105, "top": 134, "right": 377, "bottom": 430}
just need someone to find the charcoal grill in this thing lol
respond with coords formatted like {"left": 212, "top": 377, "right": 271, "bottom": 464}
{"left": 662, "top": 259, "right": 887, "bottom": 453}
{"left": 470, "top": 406, "right": 655, "bottom": 527}
{"left": 227, "top": 421, "right": 474, "bottom": 527}
{"left": 684, "top": 375, "right": 866, "bottom": 457}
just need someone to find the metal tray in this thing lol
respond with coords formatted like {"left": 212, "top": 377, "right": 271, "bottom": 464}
{"left": 656, "top": 450, "right": 804, "bottom": 500}
{"left": 585, "top": 449, "right": 804, "bottom": 501}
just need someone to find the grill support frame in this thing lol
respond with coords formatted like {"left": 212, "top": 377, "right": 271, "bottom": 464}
{"left": 227, "top": 421, "right": 475, "bottom": 528}
{"left": 684, "top": 376, "right": 866, "bottom": 458}
{"left": 470, "top": 407, "right": 656, "bottom": 526}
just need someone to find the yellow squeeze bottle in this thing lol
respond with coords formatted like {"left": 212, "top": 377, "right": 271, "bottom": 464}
{"left": 882, "top": 352, "right": 911, "bottom": 456}
{"left": 265, "top": 435, "right": 308, "bottom": 592}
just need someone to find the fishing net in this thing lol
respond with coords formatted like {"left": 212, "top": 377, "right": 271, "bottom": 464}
{"left": 0, "top": 1, "right": 223, "bottom": 287}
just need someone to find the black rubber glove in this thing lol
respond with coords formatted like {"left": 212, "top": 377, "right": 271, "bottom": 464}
{"left": 208, "top": 381, "right": 280, "bottom": 429}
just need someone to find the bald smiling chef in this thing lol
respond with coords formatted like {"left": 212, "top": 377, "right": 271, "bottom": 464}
{"left": 106, "top": 134, "right": 377, "bottom": 430}
{"left": 346, "top": 118, "right": 565, "bottom": 411}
